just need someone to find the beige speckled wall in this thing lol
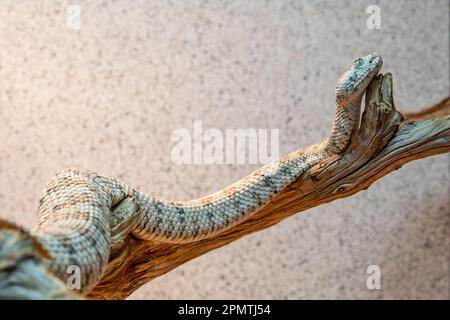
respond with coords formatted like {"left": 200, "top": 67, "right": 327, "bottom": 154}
{"left": 0, "top": 0, "right": 448, "bottom": 299}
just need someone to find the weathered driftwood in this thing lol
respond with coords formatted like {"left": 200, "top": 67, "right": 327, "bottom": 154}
{"left": 86, "top": 73, "right": 450, "bottom": 299}
{"left": 0, "top": 73, "right": 449, "bottom": 299}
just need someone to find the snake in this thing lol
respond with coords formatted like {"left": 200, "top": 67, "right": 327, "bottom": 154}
{"left": 1, "top": 52, "right": 383, "bottom": 296}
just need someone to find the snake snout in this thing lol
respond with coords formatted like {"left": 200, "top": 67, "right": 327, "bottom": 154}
{"left": 355, "top": 52, "right": 382, "bottom": 71}
{"left": 366, "top": 52, "right": 383, "bottom": 70}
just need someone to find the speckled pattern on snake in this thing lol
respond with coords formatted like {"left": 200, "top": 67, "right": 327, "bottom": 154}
{"left": 28, "top": 52, "right": 383, "bottom": 294}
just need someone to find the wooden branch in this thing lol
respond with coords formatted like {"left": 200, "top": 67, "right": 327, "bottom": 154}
{"left": 87, "top": 73, "right": 450, "bottom": 299}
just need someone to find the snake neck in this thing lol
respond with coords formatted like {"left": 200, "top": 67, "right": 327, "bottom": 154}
{"left": 324, "top": 95, "right": 363, "bottom": 154}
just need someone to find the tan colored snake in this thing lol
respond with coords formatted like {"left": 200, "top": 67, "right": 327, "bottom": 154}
{"left": 0, "top": 52, "right": 383, "bottom": 297}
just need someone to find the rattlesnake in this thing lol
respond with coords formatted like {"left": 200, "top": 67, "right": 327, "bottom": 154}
{"left": 2, "top": 52, "right": 383, "bottom": 296}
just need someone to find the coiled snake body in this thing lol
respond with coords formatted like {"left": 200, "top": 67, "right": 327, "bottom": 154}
{"left": 14, "top": 53, "right": 383, "bottom": 294}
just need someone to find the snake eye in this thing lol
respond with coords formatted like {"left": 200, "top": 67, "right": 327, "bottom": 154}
{"left": 354, "top": 58, "right": 364, "bottom": 67}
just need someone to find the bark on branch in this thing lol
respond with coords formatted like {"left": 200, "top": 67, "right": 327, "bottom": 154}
{"left": 87, "top": 73, "right": 450, "bottom": 299}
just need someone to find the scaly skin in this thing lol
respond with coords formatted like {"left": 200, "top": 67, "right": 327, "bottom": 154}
{"left": 28, "top": 52, "right": 383, "bottom": 294}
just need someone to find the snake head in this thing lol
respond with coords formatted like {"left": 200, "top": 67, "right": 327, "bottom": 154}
{"left": 336, "top": 52, "right": 383, "bottom": 103}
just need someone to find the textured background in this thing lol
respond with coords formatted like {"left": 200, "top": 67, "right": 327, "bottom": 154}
{"left": 0, "top": 0, "right": 448, "bottom": 299}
